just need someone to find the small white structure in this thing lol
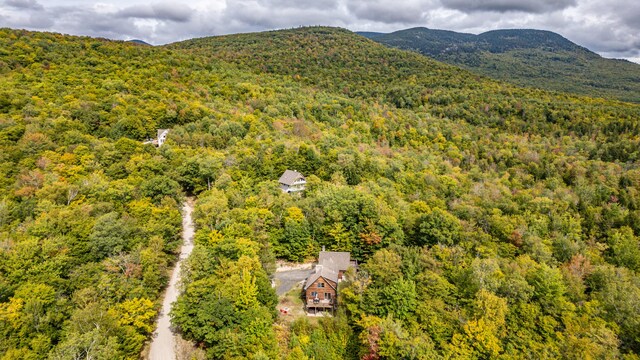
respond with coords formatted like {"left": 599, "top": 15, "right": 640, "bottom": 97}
{"left": 279, "top": 170, "right": 306, "bottom": 193}
{"left": 157, "top": 129, "right": 170, "bottom": 147}
{"left": 143, "top": 129, "right": 170, "bottom": 147}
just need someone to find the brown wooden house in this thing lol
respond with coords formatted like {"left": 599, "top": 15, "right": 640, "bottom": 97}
{"left": 303, "top": 251, "right": 354, "bottom": 312}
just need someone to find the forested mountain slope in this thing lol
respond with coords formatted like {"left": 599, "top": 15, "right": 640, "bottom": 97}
{"left": 360, "top": 27, "right": 640, "bottom": 103}
{"left": 1, "top": 26, "right": 640, "bottom": 359}
{"left": 173, "top": 27, "right": 639, "bottom": 160}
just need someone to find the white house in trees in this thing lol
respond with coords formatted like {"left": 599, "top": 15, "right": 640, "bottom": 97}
{"left": 157, "top": 129, "right": 170, "bottom": 147}
{"left": 143, "top": 129, "right": 170, "bottom": 147}
{"left": 279, "top": 170, "right": 306, "bottom": 193}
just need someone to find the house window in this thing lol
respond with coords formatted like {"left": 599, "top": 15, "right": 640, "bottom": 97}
{"left": 318, "top": 283, "right": 325, "bottom": 288}
{"left": 325, "top": 293, "right": 332, "bottom": 300}
{"left": 311, "top": 291, "right": 317, "bottom": 298}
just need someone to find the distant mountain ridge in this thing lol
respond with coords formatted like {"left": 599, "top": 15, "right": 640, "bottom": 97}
{"left": 474, "top": 29, "right": 589, "bottom": 53}
{"left": 360, "top": 28, "right": 640, "bottom": 103}
{"left": 359, "top": 27, "right": 597, "bottom": 62}
{"left": 127, "top": 39, "right": 152, "bottom": 46}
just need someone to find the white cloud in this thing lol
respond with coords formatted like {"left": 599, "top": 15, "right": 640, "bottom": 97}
{"left": 346, "top": 0, "right": 437, "bottom": 23}
{"left": 116, "top": 3, "right": 193, "bottom": 22}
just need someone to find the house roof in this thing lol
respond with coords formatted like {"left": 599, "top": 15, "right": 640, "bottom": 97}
{"left": 279, "top": 170, "right": 305, "bottom": 185}
{"left": 319, "top": 251, "right": 351, "bottom": 271}
{"left": 304, "top": 266, "right": 339, "bottom": 290}
{"left": 303, "top": 251, "right": 352, "bottom": 290}
{"left": 157, "top": 129, "right": 169, "bottom": 138}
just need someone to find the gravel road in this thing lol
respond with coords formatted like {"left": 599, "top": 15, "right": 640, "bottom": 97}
{"left": 275, "top": 268, "right": 313, "bottom": 296}
{"left": 148, "top": 198, "right": 195, "bottom": 360}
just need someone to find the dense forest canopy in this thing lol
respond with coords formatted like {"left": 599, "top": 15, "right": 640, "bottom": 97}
{"left": 0, "top": 26, "right": 639, "bottom": 359}
{"left": 361, "top": 27, "right": 640, "bottom": 104}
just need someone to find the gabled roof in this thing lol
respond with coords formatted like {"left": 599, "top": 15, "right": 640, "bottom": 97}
{"left": 157, "top": 129, "right": 169, "bottom": 138}
{"left": 304, "top": 266, "right": 339, "bottom": 290}
{"left": 318, "top": 251, "right": 351, "bottom": 272}
{"left": 303, "top": 251, "right": 352, "bottom": 290}
{"left": 279, "top": 170, "right": 305, "bottom": 185}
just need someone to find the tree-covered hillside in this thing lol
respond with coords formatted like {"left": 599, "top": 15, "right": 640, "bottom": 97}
{"left": 1, "top": 26, "right": 640, "bottom": 359}
{"left": 361, "top": 27, "right": 640, "bottom": 103}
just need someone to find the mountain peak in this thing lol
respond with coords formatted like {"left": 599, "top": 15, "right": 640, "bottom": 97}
{"left": 360, "top": 26, "right": 640, "bottom": 103}
{"left": 127, "top": 39, "right": 152, "bottom": 46}
{"left": 476, "top": 29, "right": 589, "bottom": 53}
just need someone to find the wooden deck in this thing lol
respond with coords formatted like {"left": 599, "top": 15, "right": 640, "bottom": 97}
{"left": 306, "top": 298, "right": 334, "bottom": 308}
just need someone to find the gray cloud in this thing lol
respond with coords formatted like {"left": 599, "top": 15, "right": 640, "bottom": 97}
{"left": 440, "top": 0, "right": 576, "bottom": 14}
{"left": 117, "top": 3, "right": 193, "bottom": 22}
{"left": 520, "top": 4, "right": 640, "bottom": 56}
{"left": 602, "top": 0, "right": 640, "bottom": 30}
{"left": 347, "top": 0, "right": 436, "bottom": 23}
{"left": 26, "top": 11, "right": 53, "bottom": 28}
{"left": 221, "top": 0, "right": 350, "bottom": 32}
{"left": 5, "top": 0, "right": 42, "bottom": 10}
{"left": 259, "top": 0, "right": 339, "bottom": 11}
{"left": 43, "top": 6, "right": 142, "bottom": 39}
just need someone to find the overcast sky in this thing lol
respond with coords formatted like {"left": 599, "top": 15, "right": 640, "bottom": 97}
{"left": 1, "top": 0, "right": 639, "bottom": 63}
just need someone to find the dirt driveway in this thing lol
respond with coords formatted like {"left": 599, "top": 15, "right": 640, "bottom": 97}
{"left": 148, "top": 198, "right": 195, "bottom": 360}
{"left": 274, "top": 267, "right": 313, "bottom": 296}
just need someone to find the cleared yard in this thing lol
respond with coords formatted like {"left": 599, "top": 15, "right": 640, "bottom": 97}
{"left": 274, "top": 264, "right": 336, "bottom": 320}
{"left": 277, "top": 285, "right": 307, "bottom": 321}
